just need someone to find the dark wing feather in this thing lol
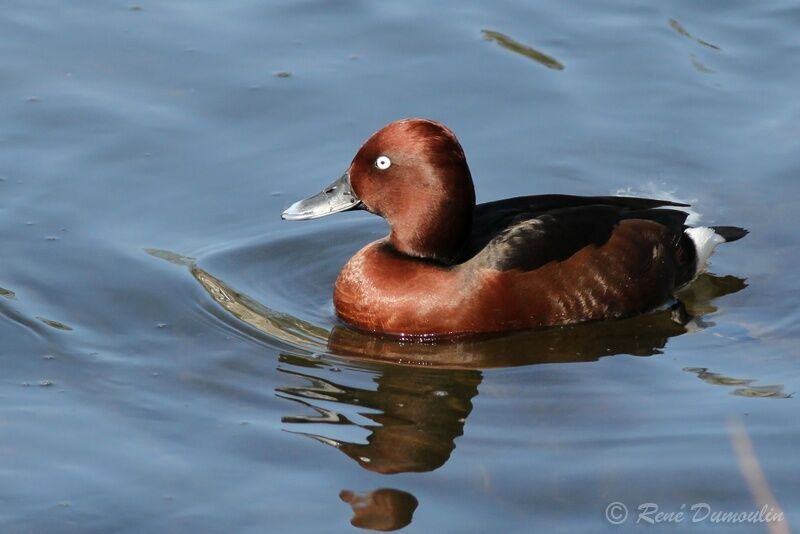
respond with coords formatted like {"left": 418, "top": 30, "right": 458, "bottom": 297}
{"left": 467, "top": 195, "right": 690, "bottom": 271}
{"left": 475, "top": 194, "right": 689, "bottom": 216}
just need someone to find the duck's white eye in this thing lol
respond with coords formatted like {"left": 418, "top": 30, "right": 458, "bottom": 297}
{"left": 375, "top": 155, "right": 392, "bottom": 170}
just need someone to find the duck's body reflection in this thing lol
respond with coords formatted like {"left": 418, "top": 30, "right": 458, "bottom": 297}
{"left": 148, "top": 248, "right": 745, "bottom": 531}
{"left": 274, "top": 275, "right": 746, "bottom": 478}
{"left": 183, "top": 262, "right": 744, "bottom": 473}
{"left": 279, "top": 357, "right": 480, "bottom": 474}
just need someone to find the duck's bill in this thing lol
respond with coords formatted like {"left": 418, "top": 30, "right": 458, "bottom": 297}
{"left": 281, "top": 173, "right": 363, "bottom": 220}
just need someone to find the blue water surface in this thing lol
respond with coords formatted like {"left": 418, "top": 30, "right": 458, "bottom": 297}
{"left": 1, "top": 1, "right": 799, "bottom": 532}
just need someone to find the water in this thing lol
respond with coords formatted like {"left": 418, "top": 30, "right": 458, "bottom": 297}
{"left": 1, "top": 1, "right": 799, "bottom": 532}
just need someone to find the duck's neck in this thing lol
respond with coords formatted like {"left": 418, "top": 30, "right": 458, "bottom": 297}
{"left": 387, "top": 199, "right": 474, "bottom": 265}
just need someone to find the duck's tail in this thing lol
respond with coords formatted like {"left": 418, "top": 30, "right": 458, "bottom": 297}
{"left": 708, "top": 226, "right": 749, "bottom": 243}
{"left": 685, "top": 226, "right": 748, "bottom": 275}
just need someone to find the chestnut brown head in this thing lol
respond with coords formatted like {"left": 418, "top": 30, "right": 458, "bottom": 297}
{"left": 283, "top": 118, "right": 476, "bottom": 264}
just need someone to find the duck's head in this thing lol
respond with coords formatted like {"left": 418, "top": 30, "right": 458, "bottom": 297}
{"left": 282, "top": 118, "right": 476, "bottom": 264}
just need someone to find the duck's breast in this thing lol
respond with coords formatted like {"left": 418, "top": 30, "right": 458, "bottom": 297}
{"left": 334, "top": 241, "right": 489, "bottom": 336}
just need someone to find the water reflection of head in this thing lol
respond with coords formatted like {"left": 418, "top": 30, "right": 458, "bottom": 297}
{"left": 339, "top": 488, "right": 418, "bottom": 531}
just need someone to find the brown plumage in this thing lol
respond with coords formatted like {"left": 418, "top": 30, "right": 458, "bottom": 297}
{"left": 284, "top": 118, "right": 747, "bottom": 337}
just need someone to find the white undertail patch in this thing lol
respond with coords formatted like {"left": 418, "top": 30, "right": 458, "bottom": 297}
{"left": 685, "top": 227, "right": 726, "bottom": 275}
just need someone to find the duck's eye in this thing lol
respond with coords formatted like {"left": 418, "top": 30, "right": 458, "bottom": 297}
{"left": 375, "top": 155, "right": 392, "bottom": 170}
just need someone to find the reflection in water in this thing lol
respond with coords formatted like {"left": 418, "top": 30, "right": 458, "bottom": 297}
{"left": 36, "top": 316, "right": 73, "bottom": 331}
{"left": 146, "top": 246, "right": 329, "bottom": 351}
{"left": 732, "top": 386, "right": 791, "bottom": 399}
{"left": 685, "top": 367, "right": 754, "bottom": 386}
{"left": 147, "top": 248, "right": 752, "bottom": 529}
{"left": 279, "top": 358, "right": 479, "bottom": 474}
{"left": 144, "top": 248, "right": 195, "bottom": 267}
{"left": 668, "top": 18, "right": 721, "bottom": 51}
{"left": 668, "top": 18, "right": 720, "bottom": 75}
{"left": 0, "top": 286, "right": 16, "bottom": 299}
{"left": 340, "top": 488, "right": 418, "bottom": 531}
{"left": 685, "top": 367, "right": 792, "bottom": 399}
{"left": 482, "top": 29, "right": 565, "bottom": 70}
{"left": 191, "top": 267, "right": 329, "bottom": 349}
{"left": 148, "top": 249, "right": 751, "bottom": 476}
{"left": 0, "top": 284, "right": 74, "bottom": 336}
{"left": 690, "top": 54, "right": 715, "bottom": 74}
{"left": 165, "top": 247, "right": 745, "bottom": 368}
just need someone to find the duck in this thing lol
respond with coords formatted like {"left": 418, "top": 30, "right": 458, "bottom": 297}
{"left": 282, "top": 118, "right": 747, "bottom": 338}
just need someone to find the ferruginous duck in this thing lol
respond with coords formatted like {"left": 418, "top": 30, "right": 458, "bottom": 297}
{"left": 282, "top": 118, "right": 747, "bottom": 338}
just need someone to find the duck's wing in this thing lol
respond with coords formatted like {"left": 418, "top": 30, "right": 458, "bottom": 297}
{"left": 472, "top": 195, "right": 687, "bottom": 236}
{"left": 467, "top": 195, "right": 691, "bottom": 272}
{"left": 476, "top": 194, "right": 688, "bottom": 214}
